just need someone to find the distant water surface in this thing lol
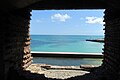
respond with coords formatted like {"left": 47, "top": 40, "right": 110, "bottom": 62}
{"left": 31, "top": 35, "right": 104, "bottom": 53}
{"left": 31, "top": 35, "right": 104, "bottom": 66}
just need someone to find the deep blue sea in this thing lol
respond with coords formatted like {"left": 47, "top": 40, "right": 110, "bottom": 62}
{"left": 31, "top": 35, "right": 104, "bottom": 66}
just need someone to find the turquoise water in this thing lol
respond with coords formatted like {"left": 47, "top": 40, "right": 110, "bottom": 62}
{"left": 31, "top": 35, "right": 104, "bottom": 53}
{"left": 31, "top": 35, "right": 104, "bottom": 66}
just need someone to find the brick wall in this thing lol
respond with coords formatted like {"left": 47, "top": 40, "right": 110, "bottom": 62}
{"left": 0, "top": 8, "right": 32, "bottom": 80}
{"left": 0, "top": 6, "right": 120, "bottom": 80}
{"left": 103, "top": 8, "right": 120, "bottom": 80}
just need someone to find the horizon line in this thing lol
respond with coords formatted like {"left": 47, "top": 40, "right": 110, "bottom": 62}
{"left": 30, "top": 34, "right": 104, "bottom": 36}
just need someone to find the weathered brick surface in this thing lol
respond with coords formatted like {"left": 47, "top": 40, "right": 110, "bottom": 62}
{"left": 103, "top": 8, "right": 120, "bottom": 80}
{"left": 0, "top": 9, "right": 32, "bottom": 80}
{"left": 0, "top": 2, "right": 120, "bottom": 80}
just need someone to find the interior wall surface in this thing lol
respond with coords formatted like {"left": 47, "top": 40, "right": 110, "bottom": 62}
{"left": 0, "top": 9, "right": 32, "bottom": 80}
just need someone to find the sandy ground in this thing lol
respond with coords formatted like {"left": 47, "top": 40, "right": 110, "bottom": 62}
{"left": 26, "top": 64, "right": 90, "bottom": 79}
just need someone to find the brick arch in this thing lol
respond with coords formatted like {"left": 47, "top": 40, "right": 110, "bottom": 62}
{"left": 1, "top": 1, "right": 120, "bottom": 80}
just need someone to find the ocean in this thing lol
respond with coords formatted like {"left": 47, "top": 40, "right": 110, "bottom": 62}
{"left": 31, "top": 35, "right": 104, "bottom": 66}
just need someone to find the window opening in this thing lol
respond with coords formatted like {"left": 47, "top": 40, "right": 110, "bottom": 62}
{"left": 29, "top": 9, "right": 105, "bottom": 79}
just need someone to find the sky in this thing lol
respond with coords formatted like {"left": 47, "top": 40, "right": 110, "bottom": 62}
{"left": 30, "top": 9, "right": 105, "bottom": 35}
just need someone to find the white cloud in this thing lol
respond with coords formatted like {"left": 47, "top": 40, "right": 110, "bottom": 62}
{"left": 51, "top": 13, "right": 71, "bottom": 22}
{"left": 86, "top": 16, "right": 104, "bottom": 25}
